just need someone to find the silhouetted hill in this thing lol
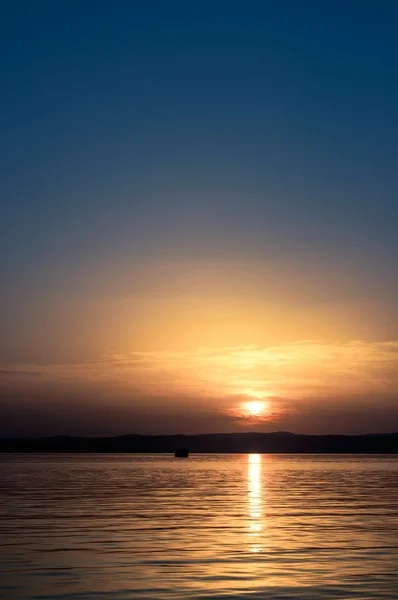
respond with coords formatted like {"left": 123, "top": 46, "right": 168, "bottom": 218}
{"left": 1, "top": 432, "right": 398, "bottom": 453}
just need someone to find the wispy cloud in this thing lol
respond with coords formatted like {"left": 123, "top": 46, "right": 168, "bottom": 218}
{"left": 1, "top": 340, "right": 398, "bottom": 401}
{"left": 1, "top": 340, "right": 398, "bottom": 436}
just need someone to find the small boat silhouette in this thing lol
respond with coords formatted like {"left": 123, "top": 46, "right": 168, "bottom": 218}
{"left": 174, "top": 447, "right": 189, "bottom": 458}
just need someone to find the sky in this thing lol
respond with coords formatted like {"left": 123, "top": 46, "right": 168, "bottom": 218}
{"left": 1, "top": 0, "right": 398, "bottom": 437}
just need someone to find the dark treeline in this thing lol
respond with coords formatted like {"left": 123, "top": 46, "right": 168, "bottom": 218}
{"left": 1, "top": 432, "right": 398, "bottom": 453}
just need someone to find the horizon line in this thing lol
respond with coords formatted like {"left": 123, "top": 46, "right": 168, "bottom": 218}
{"left": 2, "top": 430, "right": 398, "bottom": 441}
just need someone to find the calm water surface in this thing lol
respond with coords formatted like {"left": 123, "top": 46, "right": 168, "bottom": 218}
{"left": 1, "top": 454, "right": 398, "bottom": 599}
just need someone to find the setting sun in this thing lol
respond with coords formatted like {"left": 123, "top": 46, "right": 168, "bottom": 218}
{"left": 246, "top": 401, "right": 265, "bottom": 416}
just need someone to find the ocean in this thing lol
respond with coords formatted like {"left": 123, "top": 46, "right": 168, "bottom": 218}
{"left": 1, "top": 454, "right": 397, "bottom": 599}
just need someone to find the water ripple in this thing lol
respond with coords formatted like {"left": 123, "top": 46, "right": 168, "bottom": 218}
{"left": 1, "top": 454, "right": 398, "bottom": 599}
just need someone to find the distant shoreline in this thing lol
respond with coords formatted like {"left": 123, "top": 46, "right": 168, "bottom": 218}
{"left": 1, "top": 432, "right": 398, "bottom": 453}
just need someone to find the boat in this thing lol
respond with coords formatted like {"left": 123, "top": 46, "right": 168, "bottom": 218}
{"left": 174, "top": 447, "right": 189, "bottom": 458}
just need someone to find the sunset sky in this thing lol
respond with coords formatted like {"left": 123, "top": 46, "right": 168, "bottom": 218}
{"left": 1, "top": 1, "right": 398, "bottom": 436}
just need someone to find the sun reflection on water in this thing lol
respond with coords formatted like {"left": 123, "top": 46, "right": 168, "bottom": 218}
{"left": 247, "top": 453, "right": 263, "bottom": 553}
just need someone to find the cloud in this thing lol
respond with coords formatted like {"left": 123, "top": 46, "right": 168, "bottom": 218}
{"left": 1, "top": 340, "right": 398, "bottom": 436}
{"left": 1, "top": 340, "right": 398, "bottom": 402}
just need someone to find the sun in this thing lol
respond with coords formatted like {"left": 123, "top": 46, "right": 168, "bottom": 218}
{"left": 245, "top": 401, "right": 265, "bottom": 416}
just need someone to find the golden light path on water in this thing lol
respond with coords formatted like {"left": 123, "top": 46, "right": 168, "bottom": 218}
{"left": 247, "top": 454, "right": 264, "bottom": 554}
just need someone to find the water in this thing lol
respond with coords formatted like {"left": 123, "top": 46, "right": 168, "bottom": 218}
{"left": 1, "top": 454, "right": 398, "bottom": 599}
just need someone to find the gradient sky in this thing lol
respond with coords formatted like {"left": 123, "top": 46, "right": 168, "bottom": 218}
{"left": 1, "top": 0, "right": 398, "bottom": 437}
